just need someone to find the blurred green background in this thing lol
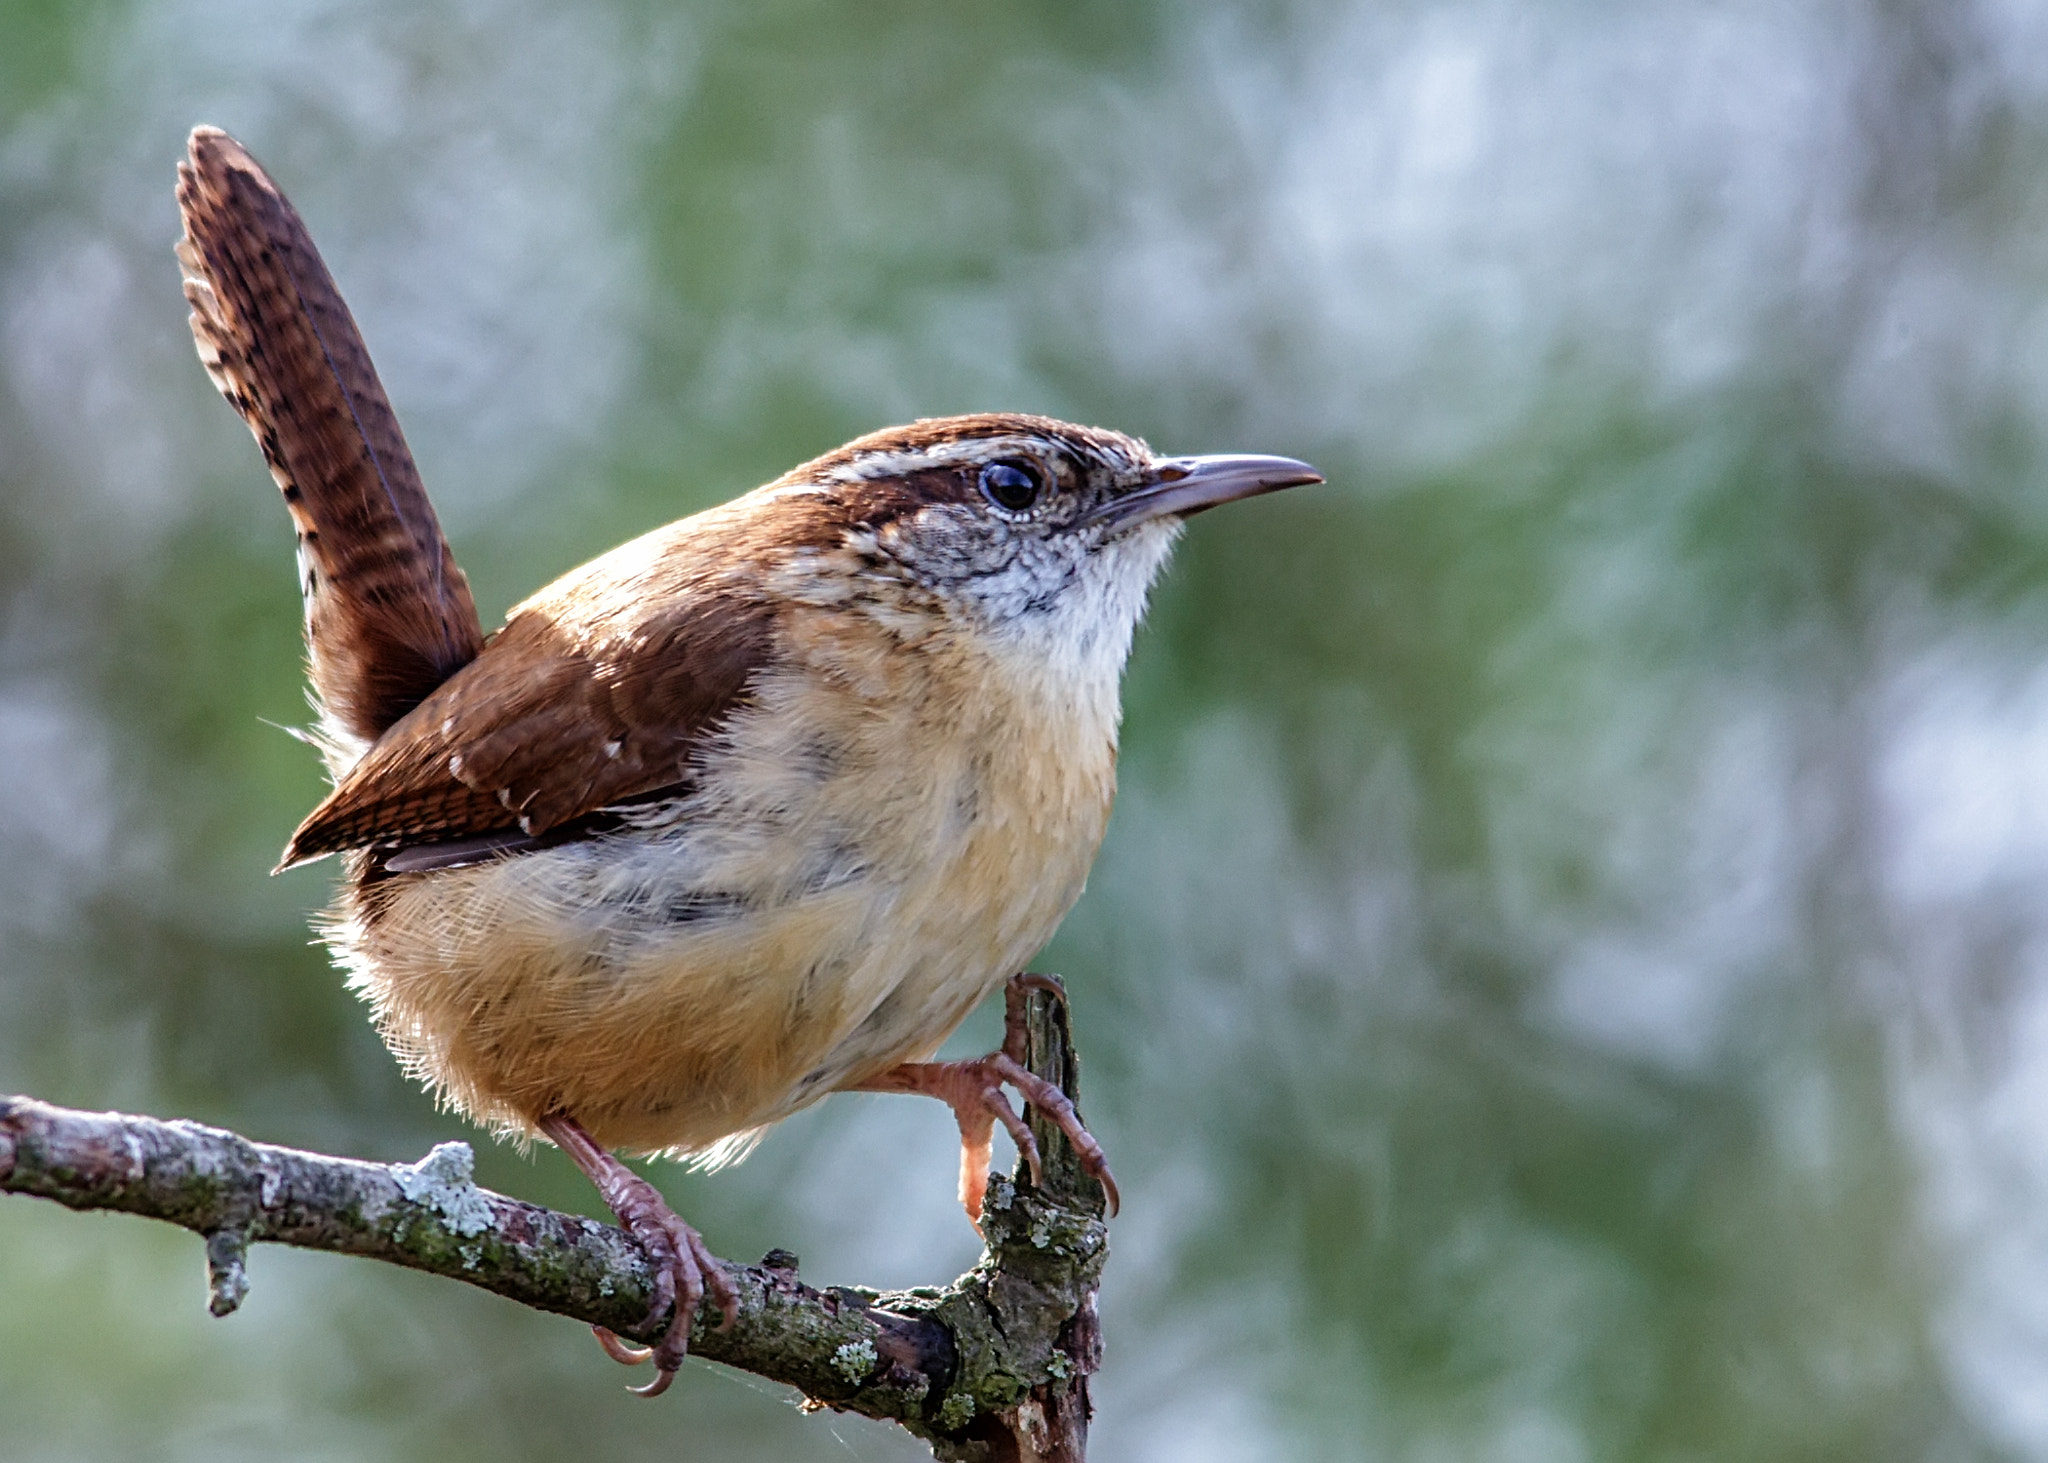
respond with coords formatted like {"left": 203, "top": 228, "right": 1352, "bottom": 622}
{"left": 7, "top": 0, "right": 2048, "bottom": 1458}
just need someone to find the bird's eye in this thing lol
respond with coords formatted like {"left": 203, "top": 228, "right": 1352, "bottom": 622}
{"left": 979, "top": 460, "right": 1045, "bottom": 514}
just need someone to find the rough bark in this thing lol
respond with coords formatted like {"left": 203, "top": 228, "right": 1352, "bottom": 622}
{"left": 0, "top": 982, "right": 1106, "bottom": 1461}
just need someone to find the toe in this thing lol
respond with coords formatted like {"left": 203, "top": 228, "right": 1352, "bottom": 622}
{"left": 957, "top": 1121, "right": 995, "bottom": 1226}
{"left": 688, "top": 1229, "right": 741, "bottom": 1333}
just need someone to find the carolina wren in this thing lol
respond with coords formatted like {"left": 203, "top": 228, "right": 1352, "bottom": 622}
{"left": 174, "top": 126, "right": 1322, "bottom": 1394}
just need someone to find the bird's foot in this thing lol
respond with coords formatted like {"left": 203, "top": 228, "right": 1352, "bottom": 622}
{"left": 538, "top": 1113, "right": 738, "bottom": 1398}
{"left": 853, "top": 972, "right": 1119, "bottom": 1226}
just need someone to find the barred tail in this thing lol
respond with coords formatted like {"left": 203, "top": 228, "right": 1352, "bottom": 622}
{"left": 176, "top": 126, "right": 483, "bottom": 756}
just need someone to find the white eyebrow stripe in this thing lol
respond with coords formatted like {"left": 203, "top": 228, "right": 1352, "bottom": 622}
{"left": 826, "top": 439, "right": 1042, "bottom": 483}
{"left": 749, "top": 481, "right": 835, "bottom": 504}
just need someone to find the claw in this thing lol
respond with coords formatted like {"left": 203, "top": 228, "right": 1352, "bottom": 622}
{"left": 989, "top": 1052, "right": 1119, "bottom": 1215}
{"left": 629, "top": 1366, "right": 677, "bottom": 1399}
{"left": 626, "top": 1360, "right": 675, "bottom": 1393}
{"left": 540, "top": 1113, "right": 737, "bottom": 1398}
{"left": 592, "top": 1326, "right": 654, "bottom": 1365}
{"left": 852, "top": 973, "right": 1118, "bottom": 1224}
{"left": 1009, "top": 970, "right": 1068, "bottom": 1006}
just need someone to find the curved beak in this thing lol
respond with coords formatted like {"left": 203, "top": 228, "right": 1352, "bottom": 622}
{"left": 1088, "top": 453, "right": 1324, "bottom": 531}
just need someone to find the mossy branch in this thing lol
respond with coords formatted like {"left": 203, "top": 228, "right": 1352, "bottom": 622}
{"left": 0, "top": 983, "right": 1107, "bottom": 1462}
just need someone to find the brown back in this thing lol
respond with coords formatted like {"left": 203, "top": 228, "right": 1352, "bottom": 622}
{"left": 177, "top": 127, "right": 484, "bottom": 744}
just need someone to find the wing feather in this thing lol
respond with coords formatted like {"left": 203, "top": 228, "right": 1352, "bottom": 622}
{"left": 282, "top": 572, "right": 775, "bottom": 867}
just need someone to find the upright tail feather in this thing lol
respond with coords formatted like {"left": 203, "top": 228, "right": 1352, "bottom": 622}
{"left": 176, "top": 126, "right": 484, "bottom": 759}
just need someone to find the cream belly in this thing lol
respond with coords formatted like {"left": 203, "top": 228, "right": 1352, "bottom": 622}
{"left": 326, "top": 615, "right": 1121, "bottom": 1157}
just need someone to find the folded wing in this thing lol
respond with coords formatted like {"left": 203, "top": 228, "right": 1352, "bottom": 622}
{"left": 282, "top": 579, "right": 775, "bottom": 867}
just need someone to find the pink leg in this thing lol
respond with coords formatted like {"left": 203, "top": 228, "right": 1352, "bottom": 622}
{"left": 852, "top": 974, "right": 1120, "bottom": 1225}
{"left": 539, "top": 1113, "right": 738, "bottom": 1398}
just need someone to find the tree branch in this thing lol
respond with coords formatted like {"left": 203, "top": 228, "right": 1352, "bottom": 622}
{"left": 0, "top": 983, "right": 1107, "bottom": 1461}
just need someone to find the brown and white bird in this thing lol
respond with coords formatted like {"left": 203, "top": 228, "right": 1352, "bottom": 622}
{"left": 174, "top": 126, "right": 1321, "bottom": 1394}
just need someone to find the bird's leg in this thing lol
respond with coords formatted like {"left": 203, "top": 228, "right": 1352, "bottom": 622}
{"left": 537, "top": 1113, "right": 738, "bottom": 1398}
{"left": 851, "top": 973, "right": 1120, "bottom": 1226}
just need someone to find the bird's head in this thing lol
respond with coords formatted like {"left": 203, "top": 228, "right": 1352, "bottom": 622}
{"left": 756, "top": 413, "right": 1321, "bottom": 682}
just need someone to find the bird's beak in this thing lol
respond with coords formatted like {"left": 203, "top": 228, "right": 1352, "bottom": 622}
{"left": 1087, "top": 454, "right": 1324, "bottom": 531}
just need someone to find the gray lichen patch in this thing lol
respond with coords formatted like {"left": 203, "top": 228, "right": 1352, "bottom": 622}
{"left": 831, "top": 1338, "right": 878, "bottom": 1384}
{"left": 394, "top": 1142, "right": 492, "bottom": 1237}
{"left": 935, "top": 1390, "right": 976, "bottom": 1430}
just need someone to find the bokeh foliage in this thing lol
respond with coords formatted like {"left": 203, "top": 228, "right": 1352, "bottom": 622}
{"left": 7, "top": 1, "right": 2048, "bottom": 1459}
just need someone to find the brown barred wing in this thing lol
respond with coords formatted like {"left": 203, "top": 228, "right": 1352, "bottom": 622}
{"left": 281, "top": 585, "right": 774, "bottom": 868}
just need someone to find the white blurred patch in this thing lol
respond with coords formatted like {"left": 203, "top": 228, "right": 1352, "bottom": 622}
{"left": 1879, "top": 641, "right": 2048, "bottom": 1457}
{"left": 1525, "top": 691, "right": 1798, "bottom": 1072}
{"left": 1881, "top": 649, "right": 2048, "bottom": 905}
{"left": 1902, "top": 960, "right": 2048, "bottom": 1457}
{"left": 1976, "top": 0, "right": 2048, "bottom": 101}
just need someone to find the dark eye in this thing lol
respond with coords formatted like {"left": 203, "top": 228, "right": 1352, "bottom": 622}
{"left": 979, "top": 459, "right": 1045, "bottom": 514}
